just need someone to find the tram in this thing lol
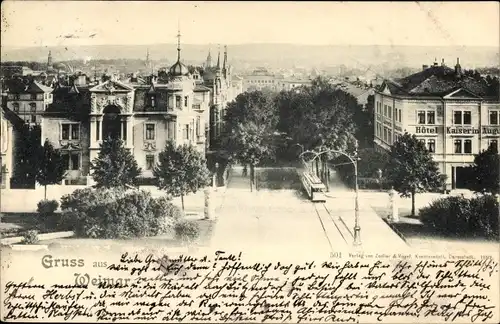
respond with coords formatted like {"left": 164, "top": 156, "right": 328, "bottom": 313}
{"left": 300, "top": 171, "right": 326, "bottom": 202}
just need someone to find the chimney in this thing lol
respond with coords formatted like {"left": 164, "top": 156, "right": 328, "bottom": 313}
{"left": 422, "top": 64, "right": 429, "bottom": 71}
{"left": 455, "top": 57, "right": 462, "bottom": 77}
{"left": 433, "top": 58, "right": 438, "bottom": 67}
{"left": 441, "top": 58, "right": 445, "bottom": 67}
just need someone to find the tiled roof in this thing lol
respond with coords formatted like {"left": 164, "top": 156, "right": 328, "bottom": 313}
{"left": 46, "top": 85, "right": 90, "bottom": 115}
{"left": 386, "top": 65, "right": 494, "bottom": 98}
{"left": 1, "top": 106, "right": 25, "bottom": 129}
{"left": 194, "top": 84, "right": 211, "bottom": 92}
{"left": 30, "top": 81, "right": 53, "bottom": 93}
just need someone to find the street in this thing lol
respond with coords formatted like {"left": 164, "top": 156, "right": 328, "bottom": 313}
{"left": 210, "top": 166, "right": 408, "bottom": 257}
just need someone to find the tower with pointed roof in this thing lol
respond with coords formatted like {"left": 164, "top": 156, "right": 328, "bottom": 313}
{"left": 205, "top": 48, "right": 212, "bottom": 69}
{"left": 47, "top": 51, "right": 53, "bottom": 71}
{"left": 169, "top": 27, "right": 189, "bottom": 77}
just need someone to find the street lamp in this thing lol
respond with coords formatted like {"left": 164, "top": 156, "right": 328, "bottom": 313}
{"left": 307, "top": 146, "right": 361, "bottom": 246}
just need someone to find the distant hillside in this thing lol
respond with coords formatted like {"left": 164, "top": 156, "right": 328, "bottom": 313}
{"left": 1, "top": 43, "right": 498, "bottom": 72}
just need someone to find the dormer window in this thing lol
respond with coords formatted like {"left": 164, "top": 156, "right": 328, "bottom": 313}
{"left": 150, "top": 95, "right": 155, "bottom": 107}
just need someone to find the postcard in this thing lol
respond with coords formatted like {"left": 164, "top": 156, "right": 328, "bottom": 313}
{"left": 1, "top": 1, "right": 499, "bottom": 322}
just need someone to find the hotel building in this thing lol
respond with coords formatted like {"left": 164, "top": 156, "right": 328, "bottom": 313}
{"left": 374, "top": 59, "right": 500, "bottom": 190}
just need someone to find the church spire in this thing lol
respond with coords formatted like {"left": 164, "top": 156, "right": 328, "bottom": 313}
{"left": 146, "top": 48, "right": 150, "bottom": 68}
{"left": 216, "top": 45, "right": 221, "bottom": 70}
{"left": 223, "top": 45, "right": 227, "bottom": 70}
{"left": 47, "top": 50, "right": 53, "bottom": 70}
{"left": 176, "top": 22, "right": 181, "bottom": 62}
{"left": 206, "top": 47, "right": 212, "bottom": 68}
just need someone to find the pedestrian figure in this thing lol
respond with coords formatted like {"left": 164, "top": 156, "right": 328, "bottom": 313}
{"left": 243, "top": 165, "right": 248, "bottom": 177}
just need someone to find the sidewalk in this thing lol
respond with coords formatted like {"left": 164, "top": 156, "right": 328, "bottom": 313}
{"left": 323, "top": 170, "right": 409, "bottom": 252}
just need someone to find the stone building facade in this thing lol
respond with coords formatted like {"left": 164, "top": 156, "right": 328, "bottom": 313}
{"left": 40, "top": 37, "right": 211, "bottom": 185}
{"left": 374, "top": 59, "right": 500, "bottom": 190}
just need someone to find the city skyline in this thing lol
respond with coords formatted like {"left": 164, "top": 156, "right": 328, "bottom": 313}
{"left": 1, "top": 1, "right": 499, "bottom": 48}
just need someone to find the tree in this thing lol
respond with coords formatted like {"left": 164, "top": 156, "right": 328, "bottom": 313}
{"left": 225, "top": 122, "right": 276, "bottom": 191}
{"left": 276, "top": 78, "right": 358, "bottom": 183}
{"left": 90, "top": 137, "right": 141, "bottom": 189}
{"left": 386, "top": 133, "right": 446, "bottom": 216}
{"left": 470, "top": 144, "right": 499, "bottom": 195}
{"left": 36, "top": 139, "right": 67, "bottom": 199}
{"left": 154, "top": 142, "right": 210, "bottom": 210}
{"left": 221, "top": 90, "right": 279, "bottom": 184}
{"left": 12, "top": 124, "right": 42, "bottom": 188}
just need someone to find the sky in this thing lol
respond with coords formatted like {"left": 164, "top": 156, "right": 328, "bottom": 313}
{"left": 1, "top": 1, "right": 499, "bottom": 48}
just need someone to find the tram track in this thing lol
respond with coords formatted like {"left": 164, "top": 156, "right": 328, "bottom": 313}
{"left": 313, "top": 201, "right": 353, "bottom": 248}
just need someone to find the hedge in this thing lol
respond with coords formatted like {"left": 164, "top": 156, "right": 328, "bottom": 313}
{"left": 420, "top": 195, "right": 499, "bottom": 239}
{"left": 59, "top": 188, "right": 182, "bottom": 239}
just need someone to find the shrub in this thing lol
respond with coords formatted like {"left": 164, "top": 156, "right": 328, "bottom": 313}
{"left": 37, "top": 199, "right": 59, "bottom": 215}
{"left": 59, "top": 188, "right": 181, "bottom": 239}
{"left": 174, "top": 220, "right": 200, "bottom": 243}
{"left": 420, "top": 195, "right": 499, "bottom": 239}
{"left": 36, "top": 199, "right": 63, "bottom": 232}
{"left": 21, "top": 230, "right": 40, "bottom": 245}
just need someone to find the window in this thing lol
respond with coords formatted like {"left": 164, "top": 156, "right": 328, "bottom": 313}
{"left": 393, "top": 108, "right": 397, "bottom": 121}
{"left": 145, "top": 124, "right": 155, "bottom": 140}
{"left": 417, "top": 111, "right": 426, "bottom": 124}
{"left": 196, "top": 116, "right": 201, "bottom": 137}
{"left": 427, "top": 139, "right": 436, "bottom": 153}
{"left": 384, "top": 105, "right": 387, "bottom": 117}
{"left": 146, "top": 155, "right": 155, "bottom": 170}
{"left": 454, "top": 111, "right": 462, "bottom": 124}
{"left": 489, "top": 140, "right": 498, "bottom": 150}
{"left": 61, "top": 124, "right": 79, "bottom": 140}
{"left": 489, "top": 111, "right": 499, "bottom": 125}
{"left": 419, "top": 139, "right": 426, "bottom": 146}
{"left": 71, "top": 124, "right": 80, "bottom": 140}
{"left": 388, "top": 106, "right": 392, "bottom": 119}
{"left": 14, "top": 94, "right": 20, "bottom": 100}
{"left": 150, "top": 96, "right": 155, "bottom": 107}
{"left": 454, "top": 139, "right": 462, "bottom": 153}
{"left": 398, "top": 109, "right": 402, "bottom": 122}
{"left": 13, "top": 103, "right": 19, "bottom": 112}
{"left": 427, "top": 111, "right": 435, "bottom": 124}
{"left": 176, "top": 96, "right": 181, "bottom": 108}
{"left": 70, "top": 153, "right": 80, "bottom": 170}
{"left": 31, "top": 115, "right": 36, "bottom": 123}
{"left": 184, "top": 124, "right": 189, "bottom": 140}
{"left": 62, "top": 124, "right": 70, "bottom": 140}
{"left": 464, "top": 140, "right": 472, "bottom": 154}
{"left": 31, "top": 93, "right": 37, "bottom": 100}
{"left": 388, "top": 130, "right": 392, "bottom": 143}
{"left": 184, "top": 96, "right": 188, "bottom": 107}
{"left": 463, "top": 111, "right": 471, "bottom": 125}
{"left": 30, "top": 103, "right": 36, "bottom": 112}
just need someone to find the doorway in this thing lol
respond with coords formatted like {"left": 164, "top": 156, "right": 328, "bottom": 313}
{"left": 102, "top": 105, "right": 121, "bottom": 140}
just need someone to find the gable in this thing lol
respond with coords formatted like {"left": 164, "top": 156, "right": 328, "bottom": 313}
{"left": 443, "top": 88, "right": 481, "bottom": 99}
{"left": 380, "top": 82, "right": 392, "bottom": 95}
{"left": 89, "top": 80, "right": 134, "bottom": 93}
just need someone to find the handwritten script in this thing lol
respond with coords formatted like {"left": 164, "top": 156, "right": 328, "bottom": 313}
{"left": 2, "top": 251, "right": 498, "bottom": 322}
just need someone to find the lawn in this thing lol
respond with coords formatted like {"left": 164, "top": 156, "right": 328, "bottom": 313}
{"left": 256, "top": 168, "right": 302, "bottom": 190}
{"left": 0, "top": 212, "right": 40, "bottom": 239}
{"left": 372, "top": 206, "right": 499, "bottom": 253}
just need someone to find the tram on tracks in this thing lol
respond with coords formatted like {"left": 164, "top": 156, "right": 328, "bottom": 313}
{"left": 300, "top": 171, "right": 326, "bottom": 202}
